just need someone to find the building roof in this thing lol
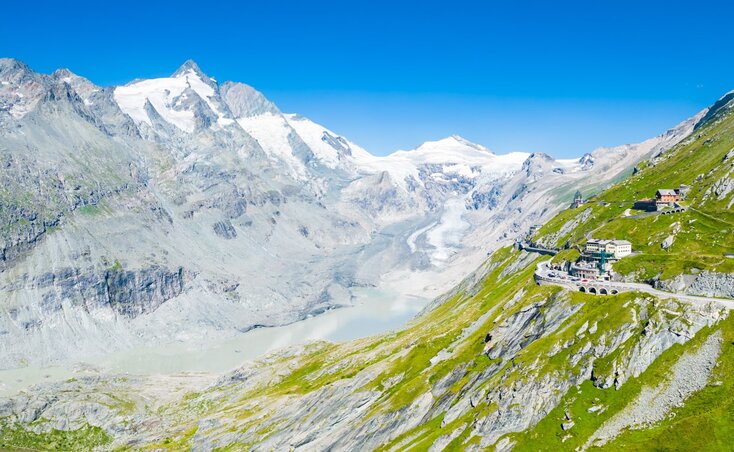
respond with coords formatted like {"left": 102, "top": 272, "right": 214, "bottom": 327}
{"left": 610, "top": 240, "right": 631, "bottom": 246}
{"left": 586, "top": 238, "right": 631, "bottom": 246}
{"left": 657, "top": 189, "right": 677, "bottom": 196}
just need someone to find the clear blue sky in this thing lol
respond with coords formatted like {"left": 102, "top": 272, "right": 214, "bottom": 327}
{"left": 3, "top": 0, "right": 733, "bottom": 157}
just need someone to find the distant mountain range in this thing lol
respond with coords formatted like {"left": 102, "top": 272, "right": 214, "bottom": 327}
{"left": 0, "top": 58, "right": 701, "bottom": 368}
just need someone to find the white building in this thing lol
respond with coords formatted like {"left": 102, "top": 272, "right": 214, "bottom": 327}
{"left": 584, "top": 239, "right": 603, "bottom": 253}
{"left": 607, "top": 240, "right": 632, "bottom": 258}
{"left": 584, "top": 239, "right": 632, "bottom": 259}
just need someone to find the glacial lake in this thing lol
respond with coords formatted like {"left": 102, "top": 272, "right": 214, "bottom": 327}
{"left": 0, "top": 287, "right": 429, "bottom": 396}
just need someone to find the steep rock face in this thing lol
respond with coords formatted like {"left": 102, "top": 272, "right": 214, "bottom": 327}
{"left": 103, "top": 266, "right": 190, "bottom": 317}
{"left": 661, "top": 271, "right": 734, "bottom": 299}
{"left": 687, "top": 271, "right": 734, "bottom": 298}
{"left": 220, "top": 81, "right": 280, "bottom": 118}
{"left": 12, "top": 265, "right": 192, "bottom": 319}
{"left": 584, "top": 330, "right": 723, "bottom": 449}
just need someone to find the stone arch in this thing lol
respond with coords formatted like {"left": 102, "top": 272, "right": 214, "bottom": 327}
{"left": 589, "top": 287, "right": 597, "bottom": 294}
{"left": 611, "top": 289, "right": 619, "bottom": 295}
{"left": 579, "top": 286, "right": 587, "bottom": 293}
{"left": 599, "top": 288, "right": 608, "bottom": 295}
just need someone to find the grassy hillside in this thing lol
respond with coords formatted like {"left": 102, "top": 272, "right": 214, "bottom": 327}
{"left": 533, "top": 101, "right": 734, "bottom": 282}
{"left": 134, "top": 250, "right": 699, "bottom": 448}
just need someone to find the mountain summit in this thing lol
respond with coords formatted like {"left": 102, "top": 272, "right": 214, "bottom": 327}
{"left": 412, "top": 135, "right": 494, "bottom": 155}
{"left": 171, "top": 58, "right": 210, "bottom": 80}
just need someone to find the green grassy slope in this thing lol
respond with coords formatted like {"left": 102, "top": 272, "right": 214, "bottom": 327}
{"left": 599, "top": 316, "right": 734, "bottom": 451}
{"left": 0, "top": 422, "right": 111, "bottom": 451}
{"left": 533, "top": 98, "right": 734, "bottom": 281}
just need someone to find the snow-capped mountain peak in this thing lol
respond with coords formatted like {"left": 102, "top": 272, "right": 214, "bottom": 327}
{"left": 172, "top": 59, "right": 210, "bottom": 81}
{"left": 414, "top": 135, "right": 493, "bottom": 156}
{"left": 386, "top": 135, "right": 527, "bottom": 174}
{"left": 113, "top": 60, "right": 233, "bottom": 133}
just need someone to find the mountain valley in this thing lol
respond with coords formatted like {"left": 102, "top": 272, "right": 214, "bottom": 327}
{"left": 0, "top": 58, "right": 732, "bottom": 451}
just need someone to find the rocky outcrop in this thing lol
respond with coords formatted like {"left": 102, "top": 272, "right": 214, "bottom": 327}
{"left": 10, "top": 264, "right": 192, "bottom": 319}
{"left": 466, "top": 186, "right": 502, "bottom": 210}
{"left": 536, "top": 207, "right": 592, "bottom": 248}
{"left": 702, "top": 145, "right": 734, "bottom": 207}
{"left": 661, "top": 234, "right": 675, "bottom": 250}
{"left": 484, "top": 293, "right": 579, "bottom": 359}
{"left": 212, "top": 220, "right": 237, "bottom": 239}
{"left": 687, "top": 272, "right": 734, "bottom": 298}
{"left": 707, "top": 171, "right": 734, "bottom": 207}
{"left": 321, "top": 131, "right": 352, "bottom": 158}
{"left": 103, "top": 266, "right": 191, "bottom": 317}
{"left": 660, "top": 271, "right": 734, "bottom": 299}
{"left": 579, "top": 153, "right": 595, "bottom": 170}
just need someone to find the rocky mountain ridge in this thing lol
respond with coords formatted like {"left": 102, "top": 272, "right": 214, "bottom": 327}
{"left": 0, "top": 57, "right": 702, "bottom": 370}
